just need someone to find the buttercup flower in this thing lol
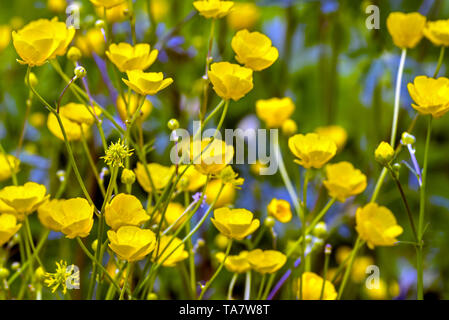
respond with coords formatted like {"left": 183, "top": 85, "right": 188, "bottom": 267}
{"left": 267, "top": 198, "right": 292, "bottom": 223}
{"left": 205, "top": 179, "right": 236, "bottom": 208}
{"left": 75, "top": 29, "right": 105, "bottom": 56}
{"left": 355, "top": 203, "right": 403, "bottom": 249}
{"left": 0, "top": 154, "right": 20, "bottom": 182}
{"left": 352, "top": 256, "right": 374, "bottom": 282}
{"left": 153, "top": 202, "right": 186, "bottom": 229}
{"left": 176, "top": 165, "right": 208, "bottom": 192}
{"left": 256, "top": 97, "right": 295, "bottom": 128}
{"left": 105, "top": 194, "right": 149, "bottom": 230}
{"left": 227, "top": 3, "right": 260, "bottom": 30}
{"left": 423, "top": 19, "right": 449, "bottom": 46}
{"left": 282, "top": 119, "right": 298, "bottom": 136}
{"left": 0, "top": 25, "right": 11, "bottom": 52}
{"left": 0, "top": 182, "right": 49, "bottom": 220}
{"left": 134, "top": 162, "right": 174, "bottom": 192}
{"left": 288, "top": 133, "right": 337, "bottom": 169}
{"left": 386, "top": 12, "right": 426, "bottom": 49}
{"left": 216, "top": 250, "right": 251, "bottom": 273}
{"left": 108, "top": 226, "right": 156, "bottom": 262}
{"left": 375, "top": 141, "right": 395, "bottom": 165}
{"left": 47, "top": 0, "right": 67, "bottom": 13}
{"left": 211, "top": 207, "right": 259, "bottom": 240}
{"left": 323, "top": 162, "right": 367, "bottom": 202}
{"left": 90, "top": 0, "right": 126, "bottom": 9}
{"left": 123, "top": 70, "right": 173, "bottom": 96}
{"left": 314, "top": 125, "right": 348, "bottom": 151}
{"left": 102, "top": 139, "right": 133, "bottom": 168}
{"left": 190, "top": 138, "right": 234, "bottom": 175}
{"left": 116, "top": 94, "right": 152, "bottom": 123}
{"left": 193, "top": 0, "right": 234, "bottom": 19}
{"left": 106, "top": 43, "right": 158, "bottom": 72}
{"left": 0, "top": 214, "right": 22, "bottom": 246}
{"left": 152, "top": 235, "right": 189, "bottom": 267}
{"left": 295, "top": 272, "right": 337, "bottom": 300}
{"left": 44, "top": 260, "right": 79, "bottom": 294}
{"left": 95, "top": 2, "right": 128, "bottom": 23}
{"left": 12, "top": 17, "right": 75, "bottom": 66}
{"left": 47, "top": 112, "right": 90, "bottom": 141}
{"left": 232, "top": 29, "right": 279, "bottom": 71}
{"left": 247, "top": 249, "right": 286, "bottom": 274}
{"left": 37, "top": 199, "right": 64, "bottom": 231}
{"left": 208, "top": 62, "right": 253, "bottom": 101}
{"left": 60, "top": 103, "right": 101, "bottom": 125}
{"left": 407, "top": 76, "right": 449, "bottom": 118}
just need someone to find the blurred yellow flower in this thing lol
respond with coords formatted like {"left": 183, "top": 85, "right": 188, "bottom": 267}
{"left": 0, "top": 25, "right": 11, "bottom": 52}
{"left": 216, "top": 250, "right": 251, "bottom": 273}
{"left": 193, "top": 0, "right": 234, "bottom": 19}
{"left": 90, "top": 0, "right": 126, "bottom": 9}
{"left": 0, "top": 214, "right": 22, "bottom": 246}
{"left": 29, "top": 112, "right": 46, "bottom": 128}
{"left": 134, "top": 162, "right": 174, "bottom": 193}
{"left": 60, "top": 103, "right": 101, "bottom": 125}
{"left": 152, "top": 235, "right": 188, "bottom": 267}
{"left": 205, "top": 179, "right": 235, "bottom": 208}
{"left": 123, "top": 70, "right": 173, "bottom": 96}
{"left": 356, "top": 203, "right": 403, "bottom": 249}
{"left": 282, "top": 119, "right": 298, "bottom": 136}
{"left": 295, "top": 272, "right": 337, "bottom": 300}
{"left": 75, "top": 29, "right": 105, "bottom": 56}
{"left": 190, "top": 138, "right": 234, "bottom": 175}
{"left": 375, "top": 141, "right": 395, "bottom": 165}
{"left": 232, "top": 29, "right": 279, "bottom": 71}
{"left": 352, "top": 256, "right": 374, "bottom": 283}
{"left": 176, "top": 165, "right": 208, "bottom": 192}
{"left": 407, "top": 76, "right": 449, "bottom": 118}
{"left": 256, "top": 97, "right": 295, "bottom": 128}
{"left": 108, "top": 226, "right": 156, "bottom": 262}
{"left": 95, "top": 2, "right": 128, "bottom": 23}
{"left": 211, "top": 207, "right": 259, "bottom": 240}
{"left": 106, "top": 43, "right": 158, "bottom": 72}
{"left": 47, "top": 0, "right": 66, "bottom": 12}
{"left": 267, "top": 198, "right": 292, "bottom": 223}
{"left": 335, "top": 246, "right": 352, "bottom": 264}
{"left": 12, "top": 17, "right": 75, "bottom": 66}
{"left": 116, "top": 94, "right": 152, "bottom": 123}
{"left": 386, "top": 12, "right": 426, "bottom": 49}
{"left": 314, "top": 125, "right": 348, "bottom": 151}
{"left": 105, "top": 194, "right": 149, "bottom": 230}
{"left": 227, "top": 3, "right": 260, "bottom": 30}
{"left": 363, "top": 279, "right": 388, "bottom": 300}
{"left": 153, "top": 202, "right": 186, "bottom": 229}
{"left": 247, "top": 249, "right": 286, "bottom": 274}
{"left": 0, "top": 199, "right": 15, "bottom": 215}
{"left": 0, "top": 154, "right": 20, "bottom": 182}
{"left": 47, "top": 112, "right": 90, "bottom": 141}
{"left": 150, "top": 0, "right": 170, "bottom": 22}
{"left": 288, "top": 133, "right": 337, "bottom": 169}
{"left": 208, "top": 62, "right": 253, "bottom": 101}
{"left": 0, "top": 182, "right": 49, "bottom": 220}
{"left": 323, "top": 161, "right": 367, "bottom": 202}
{"left": 423, "top": 19, "right": 449, "bottom": 46}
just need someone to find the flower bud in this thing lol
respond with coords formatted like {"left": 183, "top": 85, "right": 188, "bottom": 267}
{"left": 282, "top": 119, "right": 298, "bottom": 137}
{"left": 35, "top": 266, "right": 45, "bottom": 282}
{"left": 67, "top": 46, "right": 82, "bottom": 62}
{"left": 26, "top": 72, "right": 38, "bottom": 87}
{"left": 375, "top": 141, "right": 394, "bottom": 165}
{"left": 11, "top": 262, "right": 20, "bottom": 271}
{"left": 147, "top": 293, "right": 158, "bottom": 300}
{"left": 91, "top": 239, "right": 98, "bottom": 252}
{"left": 74, "top": 66, "right": 87, "bottom": 79}
{"left": 0, "top": 267, "right": 10, "bottom": 279}
{"left": 392, "top": 163, "right": 401, "bottom": 178}
{"left": 121, "top": 168, "right": 136, "bottom": 185}
{"left": 214, "top": 234, "right": 229, "bottom": 250}
{"left": 264, "top": 216, "right": 276, "bottom": 228}
{"left": 95, "top": 19, "right": 105, "bottom": 29}
{"left": 167, "top": 119, "right": 179, "bottom": 131}
{"left": 312, "top": 221, "right": 327, "bottom": 238}
{"left": 401, "top": 132, "right": 416, "bottom": 145}
{"left": 325, "top": 244, "right": 332, "bottom": 255}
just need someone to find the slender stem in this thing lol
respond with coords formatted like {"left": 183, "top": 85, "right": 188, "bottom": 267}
{"left": 390, "top": 48, "right": 407, "bottom": 147}
{"left": 119, "top": 262, "right": 132, "bottom": 300}
{"left": 319, "top": 248, "right": 331, "bottom": 300}
{"left": 227, "top": 273, "right": 238, "bottom": 300}
{"left": 244, "top": 271, "right": 251, "bottom": 300}
{"left": 256, "top": 274, "right": 266, "bottom": 300}
{"left": 80, "top": 126, "right": 106, "bottom": 197}
{"left": 337, "top": 236, "right": 362, "bottom": 299}
{"left": 433, "top": 46, "right": 445, "bottom": 78}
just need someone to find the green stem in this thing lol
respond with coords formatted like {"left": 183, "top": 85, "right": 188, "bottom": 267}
{"left": 80, "top": 126, "right": 106, "bottom": 197}
{"left": 337, "top": 236, "right": 362, "bottom": 299}
{"left": 227, "top": 273, "right": 238, "bottom": 300}
{"left": 433, "top": 46, "right": 445, "bottom": 78}
{"left": 390, "top": 48, "right": 407, "bottom": 147}
{"left": 119, "top": 262, "right": 132, "bottom": 300}
{"left": 256, "top": 274, "right": 266, "bottom": 300}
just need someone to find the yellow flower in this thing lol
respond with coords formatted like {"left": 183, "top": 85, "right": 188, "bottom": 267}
{"left": 211, "top": 207, "right": 260, "bottom": 240}
{"left": 352, "top": 256, "right": 374, "bottom": 283}
{"left": 123, "top": 70, "right": 173, "bottom": 96}
{"left": 116, "top": 94, "right": 152, "bottom": 123}
{"left": 386, "top": 12, "right": 426, "bottom": 49}
{"left": 193, "top": 0, "right": 234, "bottom": 19}
{"left": 102, "top": 139, "right": 133, "bottom": 168}
{"left": 176, "top": 165, "right": 208, "bottom": 192}
{"left": 256, "top": 97, "right": 295, "bottom": 128}
{"left": 267, "top": 198, "right": 292, "bottom": 223}
{"left": 190, "top": 138, "right": 234, "bottom": 175}
{"left": 423, "top": 19, "right": 449, "bottom": 46}
{"left": 47, "top": 0, "right": 67, "bottom": 13}
{"left": 134, "top": 162, "right": 174, "bottom": 193}
{"left": 205, "top": 179, "right": 235, "bottom": 208}
{"left": 356, "top": 203, "right": 403, "bottom": 249}
{"left": 153, "top": 202, "right": 186, "bottom": 229}
{"left": 295, "top": 272, "right": 337, "bottom": 300}
{"left": 232, "top": 29, "right": 279, "bottom": 71}
{"left": 375, "top": 141, "right": 395, "bottom": 165}
{"left": 216, "top": 250, "right": 250, "bottom": 273}
{"left": 314, "top": 125, "right": 348, "bottom": 152}
{"left": 247, "top": 249, "right": 286, "bottom": 274}
{"left": 208, "top": 62, "right": 253, "bottom": 101}
{"left": 0, "top": 154, "right": 20, "bottom": 182}
{"left": 0, "top": 25, "right": 11, "bottom": 52}
{"left": 323, "top": 161, "right": 367, "bottom": 202}
{"left": 108, "top": 226, "right": 156, "bottom": 262}
{"left": 0, "top": 214, "right": 22, "bottom": 246}
{"left": 44, "top": 260, "right": 79, "bottom": 294}
{"left": 60, "top": 103, "right": 101, "bottom": 125}
{"left": 0, "top": 182, "right": 49, "bottom": 220}
{"left": 288, "top": 133, "right": 337, "bottom": 169}
{"left": 227, "top": 3, "right": 260, "bottom": 30}
{"left": 75, "top": 29, "right": 105, "bottom": 57}
{"left": 12, "top": 17, "right": 75, "bottom": 66}
{"left": 105, "top": 194, "right": 149, "bottom": 230}
{"left": 47, "top": 112, "right": 90, "bottom": 141}
{"left": 37, "top": 199, "right": 64, "bottom": 231}
{"left": 0, "top": 199, "right": 15, "bottom": 215}
{"left": 150, "top": 0, "right": 170, "bottom": 22}
{"left": 282, "top": 119, "right": 298, "bottom": 136}
{"left": 106, "top": 43, "right": 158, "bottom": 72}
{"left": 95, "top": 2, "right": 128, "bottom": 23}
{"left": 363, "top": 279, "right": 389, "bottom": 300}
{"left": 152, "top": 235, "right": 188, "bottom": 267}
{"left": 335, "top": 246, "right": 352, "bottom": 264}
{"left": 90, "top": 0, "right": 126, "bottom": 9}
{"left": 407, "top": 75, "right": 449, "bottom": 118}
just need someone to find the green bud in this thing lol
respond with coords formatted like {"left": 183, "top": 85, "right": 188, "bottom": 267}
{"left": 147, "top": 293, "right": 158, "bottom": 300}
{"left": 401, "top": 132, "right": 416, "bottom": 145}
{"left": 91, "top": 240, "right": 99, "bottom": 252}
{"left": 95, "top": 19, "right": 105, "bottom": 29}
{"left": 67, "top": 46, "right": 82, "bottom": 62}
{"left": 74, "top": 66, "right": 87, "bottom": 79}
{"left": 121, "top": 168, "right": 136, "bottom": 185}
{"left": 0, "top": 267, "right": 10, "bottom": 279}
{"left": 26, "top": 72, "right": 38, "bottom": 87}
{"left": 11, "top": 262, "right": 20, "bottom": 271}
{"left": 312, "top": 221, "right": 328, "bottom": 238}
{"left": 167, "top": 119, "right": 179, "bottom": 131}
{"left": 264, "top": 216, "right": 276, "bottom": 228}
